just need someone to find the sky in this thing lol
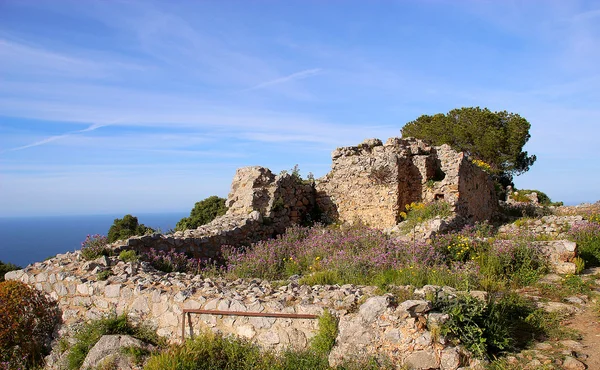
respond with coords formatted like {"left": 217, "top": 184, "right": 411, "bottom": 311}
{"left": 1, "top": 0, "right": 599, "bottom": 217}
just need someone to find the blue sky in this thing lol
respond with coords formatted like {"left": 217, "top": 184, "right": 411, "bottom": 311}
{"left": 1, "top": 0, "right": 599, "bottom": 217}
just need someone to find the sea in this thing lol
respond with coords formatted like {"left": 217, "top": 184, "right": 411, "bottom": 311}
{"left": 0, "top": 212, "right": 187, "bottom": 268}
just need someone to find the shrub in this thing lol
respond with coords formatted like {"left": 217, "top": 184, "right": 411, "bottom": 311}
{"left": 142, "top": 248, "right": 198, "bottom": 273}
{"left": 0, "top": 261, "right": 20, "bottom": 282}
{"left": 310, "top": 309, "right": 339, "bottom": 355}
{"left": 568, "top": 222, "right": 600, "bottom": 267}
{"left": 97, "top": 270, "right": 111, "bottom": 281}
{"left": 400, "top": 201, "right": 452, "bottom": 230}
{"left": 67, "top": 313, "right": 163, "bottom": 370}
{"left": 144, "top": 331, "right": 273, "bottom": 370}
{"left": 435, "top": 293, "right": 550, "bottom": 359}
{"left": 0, "top": 280, "right": 60, "bottom": 368}
{"left": 119, "top": 250, "right": 138, "bottom": 263}
{"left": 175, "top": 196, "right": 227, "bottom": 231}
{"left": 107, "top": 215, "right": 154, "bottom": 243}
{"left": 80, "top": 234, "right": 111, "bottom": 260}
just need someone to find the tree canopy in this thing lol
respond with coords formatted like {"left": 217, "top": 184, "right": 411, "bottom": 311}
{"left": 107, "top": 214, "right": 154, "bottom": 243}
{"left": 401, "top": 107, "right": 536, "bottom": 184}
{"left": 175, "top": 196, "right": 227, "bottom": 231}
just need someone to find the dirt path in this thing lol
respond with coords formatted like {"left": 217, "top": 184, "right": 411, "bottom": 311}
{"left": 565, "top": 304, "right": 600, "bottom": 369}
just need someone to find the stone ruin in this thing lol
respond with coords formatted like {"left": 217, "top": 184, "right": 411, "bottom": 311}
{"left": 115, "top": 137, "right": 498, "bottom": 258}
{"left": 5, "top": 137, "right": 589, "bottom": 370}
{"left": 316, "top": 137, "right": 497, "bottom": 228}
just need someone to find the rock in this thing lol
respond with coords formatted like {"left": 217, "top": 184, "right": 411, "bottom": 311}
{"left": 440, "top": 347, "right": 461, "bottom": 370}
{"left": 538, "top": 301, "right": 582, "bottom": 315}
{"left": 4, "top": 269, "right": 24, "bottom": 281}
{"left": 359, "top": 296, "right": 391, "bottom": 322}
{"left": 404, "top": 350, "right": 439, "bottom": 369}
{"left": 81, "top": 335, "right": 152, "bottom": 370}
{"left": 562, "top": 356, "right": 586, "bottom": 370}
{"left": 398, "top": 300, "right": 432, "bottom": 316}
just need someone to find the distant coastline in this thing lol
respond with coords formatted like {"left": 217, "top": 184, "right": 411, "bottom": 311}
{"left": 0, "top": 212, "right": 186, "bottom": 267}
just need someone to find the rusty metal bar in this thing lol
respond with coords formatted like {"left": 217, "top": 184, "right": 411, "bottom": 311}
{"left": 181, "top": 308, "right": 319, "bottom": 341}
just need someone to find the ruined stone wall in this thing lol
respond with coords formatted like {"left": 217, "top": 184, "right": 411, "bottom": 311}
{"left": 316, "top": 138, "right": 497, "bottom": 227}
{"left": 5, "top": 253, "right": 477, "bottom": 370}
{"left": 108, "top": 138, "right": 496, "bottom": 259}
{"left": 111, "top": 167, "right": 316, "bottom": 259}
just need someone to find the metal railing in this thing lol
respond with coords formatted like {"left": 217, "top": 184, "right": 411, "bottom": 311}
{"left": 181, "top": 309, "right": 319, "bottom": 341}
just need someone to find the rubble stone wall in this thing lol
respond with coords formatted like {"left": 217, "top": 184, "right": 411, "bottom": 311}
{"left": 110, "top": 167, "right": 316, "bottom": 260}
{"left": 5, "top": 254, "right": 475, "bottom": 370}
{"left": 316, "top": 138, "right": 497, "bottom": 227}
{"left": 109, "top": 138, "right": 497, "bottom": 262}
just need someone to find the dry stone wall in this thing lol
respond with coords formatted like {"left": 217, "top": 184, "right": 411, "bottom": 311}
{"left": 5, "top": 253, "right": 479, "bottom": 369}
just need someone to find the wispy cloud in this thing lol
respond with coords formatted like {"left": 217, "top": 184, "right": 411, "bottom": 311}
{"left": 243, "top": 68, "right": 323, "bottom": 91}
{"left": 1, "top": 123, "right": 109, "bottom": 153}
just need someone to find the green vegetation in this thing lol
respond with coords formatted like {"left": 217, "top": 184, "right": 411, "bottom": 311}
{"left": 107, "top": 214, "right": 155, "bottom": 243}
{"left": 0, "top": 280, "right": 60, "bottom": 368}
{"left": 435, "top": 293, "right": 564, "bottom": 360}
{"left": 568, "top": 222, "right": 600, "bottom": 267}
{"left": 144, "top": 330, "right": 391, "bottom": 370}
{"left": 96, "top": 270, "right": 112, "bottom": 281}
{"left": 310, "top": 309, "right": 339, "bottom": 355}
{"left": 399, "top": 201, "right": 453, "bottom": 230}
{"left": 66, "top": 313, "right": 164, "bottom": 370}
{"left": 0, "top": 260, "right": 20, "bottom": 282}
{"left": 509, "top": 189, "right": 563, "bottom": 206}
{"left": 119, "top": 250, "right": 139, "bottom": 262}
{"left": 401, "top": 107, "right": 536, "bottom": 188}
{"left": 175, "top": 196, "right": 227, "bottom": 231}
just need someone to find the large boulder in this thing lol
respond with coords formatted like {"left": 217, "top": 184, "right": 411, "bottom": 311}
{"left": 81, "top": 335, "right": 153, "bottom": 370}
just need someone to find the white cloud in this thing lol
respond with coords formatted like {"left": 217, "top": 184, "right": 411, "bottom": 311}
{"left": 244, "top": 68, "right": 323, "bottom": 91}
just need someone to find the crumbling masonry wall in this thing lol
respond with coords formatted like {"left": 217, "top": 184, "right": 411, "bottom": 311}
{"left": 315, "top": 137, "right": 497, "bottom": 227}
{"left": 111, "top": 166, "right": 316, "bottom": 259}
{"left": 111, "top": 137, "right": 496, "bottom": 259}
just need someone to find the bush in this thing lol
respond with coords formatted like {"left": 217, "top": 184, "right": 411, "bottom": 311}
{"left": 0, "top": 281, "right": 60, "bottom": 368}
{"left": 142, "top": 248, "right": 198, "bottom": 274}
{"left": 67, "top": 313, "right": 163, "bottom": 370}
{"left": 310, "top": 309, "right": 339, "bottom": 355}
{"left": 435, "top": 293, "right": 551, "bottom": 359}
{"left": 107, "top": 215, "right": 154, "bottom": 243}
{"left": 175, "top": 196, "right": 227, "bottom": 231}
{"left": 119, "top": 250, "right": 138, "bottom": 263}
{"left": 81, "top": 234, "right": 111, "bottom": 260}
{"left": 568, "top": 222, "right": 600, "bottom": 267}
{"left": 400, "top": 201, "right": 453, "bottom": 230}
{"left": 0, "top": 261, "right": 20, "bottom": 282}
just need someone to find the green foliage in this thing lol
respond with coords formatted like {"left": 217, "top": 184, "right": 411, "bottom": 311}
{"left": 144, "top": 329, "right": 387, "bottom": 370}
{"left": 310, "top": 309, "right": 339, "bottom": 355}
{"left": 0, "top": 280, "right": 60, "bottom": 368}
{"left": 399, "top": 201, "right": 452, "bottom": 230}
{"left": 299, "top": 270, "right": 342, "bottom": 286}
{"left": 67, "top": 313, "right": 164, "bottom": 370}
{"left": 568, "top": 222, "right": 600, "bottom": 267}
{"left": 0, "top": 260, "right": 20, "bottom": 282}
{"left": 401, "top": 107, "right": 536, "bottom": 184}
{"left": 107, "top": 215, "right": 155, "bottom": 243}
{"left": 119, "top": 250, "right": 139, "bottom": 263}
{"left": 97, "top": 270, "right": 112, "bottom": 281}
{"left": 175, "top": 196, "right": 227, "bottom": 231}
{"left": 435, "top": 293, "right": 552, "bottom": 359}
